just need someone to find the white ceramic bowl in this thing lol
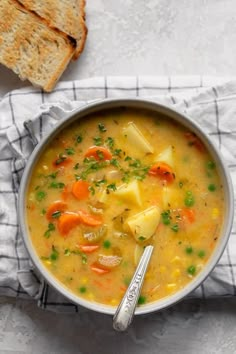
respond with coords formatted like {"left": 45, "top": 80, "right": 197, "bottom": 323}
{"left": 18, "top": 98, "right": 234, "bottom": 315}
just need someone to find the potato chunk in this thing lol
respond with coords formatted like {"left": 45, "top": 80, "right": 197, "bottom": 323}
{"left": 123, "top": 122, "right": 154, "bottom": 154}
{"left": 126, "top": 206, "right": 161, "bottom": 241}
{"left": 155, "top": 145, "right": 174, "bottom": 167}
{"left": 114, "top": 180, "right": 142, "bottom": 206}
{"left": 162, "top": 187, "right": 181, "bottom": 209}
{"left": 98, "top": 180, "right": 142, "bottom": 206}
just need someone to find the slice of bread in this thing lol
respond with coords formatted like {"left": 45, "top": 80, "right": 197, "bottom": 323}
{"left": 17, "top": 0, "right": 87, "bottom": 59}
{"left": 0, "top": 0, "right": 76, "bottom": 91}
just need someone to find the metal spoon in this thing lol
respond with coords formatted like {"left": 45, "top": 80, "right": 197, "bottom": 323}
{"left": 113, "top": 245, "right": 154, "bottom": 332}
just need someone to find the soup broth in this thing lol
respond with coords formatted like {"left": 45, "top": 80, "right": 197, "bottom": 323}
{"left": 26, "top": 108, "right": 224, "bottom": 306}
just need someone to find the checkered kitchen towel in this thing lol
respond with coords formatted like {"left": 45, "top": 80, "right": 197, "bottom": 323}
{"left": 0, "top": 76, "right": 236, "bottom": 313}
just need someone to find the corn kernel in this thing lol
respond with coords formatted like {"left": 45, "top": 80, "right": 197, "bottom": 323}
{"left": 166, "top": 283, "right": 177, "bottom": 292}
{"left": 81, "top": 277, "right": 88, "bottom": 285}
{"left": 212, "top": 208, "right": 219, "bottom": 219}
{"left": 110, "top": 299, "right": 119, "bottom": 306}
{"left": 28, "top": 192, "right": 35, "bottom": 201}
{"left": 171, "top": 256, "right": 181, "bottom": 264}
{"left": 88, "top": 293, "right": 95, "bottom": 301}
{"left": 172, "top": 269, "right": 181, "bottom": 278}
{"left": 159, "top": 266, "right": 166, "bottom": 273}
{"left": 43, "top": 165, "right": 49, "bottom": 171}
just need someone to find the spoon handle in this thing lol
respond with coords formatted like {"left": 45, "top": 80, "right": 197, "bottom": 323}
{"left": 113, "top": 245, "right": 154, "bottom": 332}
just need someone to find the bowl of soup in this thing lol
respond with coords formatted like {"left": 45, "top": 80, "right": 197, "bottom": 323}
{"left": 18, "top": 98, "right": 234, "bottom": 315}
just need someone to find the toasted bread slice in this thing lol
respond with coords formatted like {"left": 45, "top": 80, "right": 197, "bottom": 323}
{"left": 17, "top": 0, "right": 87, "bottom": 59}
{"left": 0, "top": 0, "right": 76, "bottom": 91}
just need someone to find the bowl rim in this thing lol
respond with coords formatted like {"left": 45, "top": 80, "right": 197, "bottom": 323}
{"left": 18, "top": 97, "right": 234, "bottom": 316}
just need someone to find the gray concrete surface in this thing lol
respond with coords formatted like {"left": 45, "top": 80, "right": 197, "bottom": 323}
{"left": 1, "top": 0, "right": 236, "bottom": 353}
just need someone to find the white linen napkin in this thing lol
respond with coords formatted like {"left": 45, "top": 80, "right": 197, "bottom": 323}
{"left": 0, "top": 76, "right": 235, "bottom": 313}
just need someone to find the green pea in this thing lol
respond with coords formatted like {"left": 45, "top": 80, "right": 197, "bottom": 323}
{"left": 187, "top": 265, "right": 196, "bottom": 276}
{"left": 198, "top": 250, "right": 206, "bottom": 258}
{"left": 208, "top": 184, "right": 216, "bottom": 192}
{"left": 184, "top": 191, "right": 195, "bottom": 207}
{"left": 185, "top": 246, "right": 193, "bottom": 254}
{"left": 138, "top": 295, "right": 146, "bottom": 305}
{"left": 103, "top": 240, "right": 111, "bottom": 249}
{"left": 207, "top": 161, "right": 215, "bottom": 170}
{"left": 124, "top": 277, "right": 131, "bottom": 286}
{"left": 138, "top": 236, "right": 146, "bottom": 241}
{"left": 79, "top": 287, "right": 87, "bottom": 294}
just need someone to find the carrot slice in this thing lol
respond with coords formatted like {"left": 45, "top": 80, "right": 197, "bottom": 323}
{"left": 58, "top": 212, "right": 81, "bottom": 236}
{"left": 79, "top": 210, "right": 102, "bottom": 226}
{"left": 61, "top": 185, "right": 70, "bottom": 201}
{"left": 184, "top": 132, "right": 205, "bottom": 152}
{"left": 72, "top": 180, "right": 90, "bottom": 200}
{"left": 77, "top": 245, "right": 100, "bottom": 253}
{"left": 91, "top": 263, "right": 110, "bottom": 274}
{"left": 182, "top": 208, "right": 195, "bottom": 223}
{"left": 84, "top": 146, "right": 112, "bottom": 161}
{"left": 53, "top": 155, "right": 72, "bottom": 168}
{"left": 148, "top": 162, "right": 175, "bottom": 184}
{"left": 46, "top": 200, "right": 67, "bottom": 221}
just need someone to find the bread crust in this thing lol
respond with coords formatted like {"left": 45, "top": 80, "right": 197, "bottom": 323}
{"left": 16, "top": 0, "right": 87, "bottom": 60}
{"left": 0, "top": 0, "right": 76, "bottom": 91}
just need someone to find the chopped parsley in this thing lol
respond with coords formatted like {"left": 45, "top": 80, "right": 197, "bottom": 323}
{"left": 105, "top": 137, "right": 114, "bottom": 149}
{"left": 50, "top": 245, "right": 59, "bottom": 261}
{"left": 94, "top": 179, "right": 107, "bottom": 186}
{"left": 93, "top": 136, "right": 102, "bottom": 146}
{"left": 41, "top": 246, "right": 59, "bottom": 262}
{"left": 98, "top": 123, "right": 107, "bottom": 133}
{"left": 110, "top": 158, "right": 119, "bottom": 167}
{"left": 65, "top": 147, "right": 75, "bottom": 155}
{"left": 122, "top": 157, "right": 150, "bottom": 182}
{"left": 41, "top": 208, "right": 46, "bottom": 215}
{"left": 161, "top": 210, "right": 171, "bottom": 225}
{"left": 88, "top": 186, "right": 95, "bottom": 195}
{"left": 76, "top": 135, "right": 83, "bottom": 143}
{"left": 44, "top": 223, "right": 55, "bottom": 238}
{"left": 47, "top": 171, "right": 58, "bottom": 179}
{"left": 114, "top": 148, "right": 123, "bottom": 156}
{"left": 51, "top": 211, "right": 61, "bottom": 219}
{"left": 80, "top": 160, "right": 109, "bottom": 180}
{"left": 49, "top": 181, "right": 65, "bottom": 189}
{"left": 64, "top": 249, "right": 87, "bottom": 264}
{"left": 97, "top": 150, "right": 104, "bottom": 160}
{"left": 207, "top": 161, "right": 215, "bottom": 170}
{"left": 106, "top": 183, "right": 117, "bottom": 193}
{"left": 74, "top": 163, "right": 80, "bottom": 170}
{"left": 55, "top": 154, "right": 67, "bottom": 165}
{"left": 171, "top": 224, "right": 179, "bottom": 233}
{"left": 36, "top": 190, "right": 46, "bottom": 201}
